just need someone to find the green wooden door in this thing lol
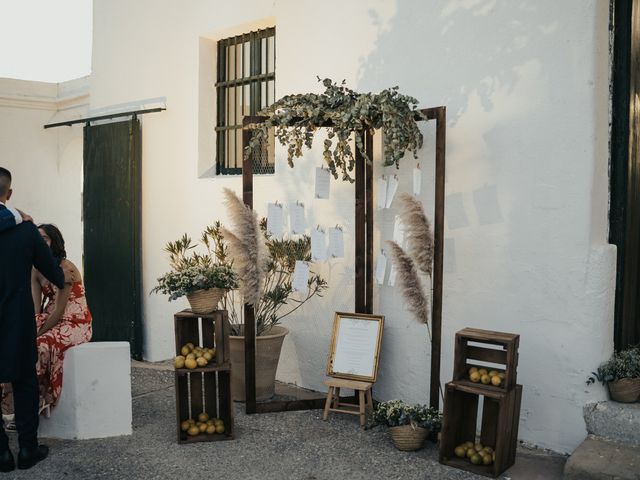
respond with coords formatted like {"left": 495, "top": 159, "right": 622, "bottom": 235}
{"left": 83, "top": 119, "right": 142, "bottom": 359}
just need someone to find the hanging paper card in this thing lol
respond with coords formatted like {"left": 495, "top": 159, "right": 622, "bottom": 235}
{"left": 377, "top": 177, "right": 388, "bottom": 209}
{"left": 311, "top": 227, "right": 327, "bottom": 261}
{"left": 315, "top": 167, "right": 331, "bottom": 199}
{"left": 393, "top": 216, "right": 405, "bottom": 246}
{"left": 385, "top": 175, "right": 399, "bottom": 208}
{"left": 292, "top": 261, "right": 310, "bottom": 293}
{"left": 267, "top": 203, "right": 284, "bottom": 239}
{"left": 413, "top": 167, "right": 422, "bottom": 196}
{"left": 328, "top": 227, "right": 344, "bottom": 258}
{"left": 388, "top": 266, "right": 398, "bottom": 286}
{"left": 290, "top": 203, "right": 306, "bottom": 234}
{"left": 375, "top": 252, "right": 387, "bottom": 285}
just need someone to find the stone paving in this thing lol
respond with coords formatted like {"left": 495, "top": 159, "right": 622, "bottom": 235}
{"left": 1, "top": 362, "right": 566, "bottom": 480}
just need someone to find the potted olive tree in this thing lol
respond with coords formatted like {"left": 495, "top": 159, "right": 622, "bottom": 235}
{"left": 151, "top": 224, "right": 239, "bottom": 314}
{"left": 587, "top": 345, "right": 640, "bottom": 403}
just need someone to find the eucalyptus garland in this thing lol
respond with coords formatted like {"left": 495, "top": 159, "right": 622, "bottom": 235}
{"left": 246, "top": 78, "right": 426, "bottom": 182}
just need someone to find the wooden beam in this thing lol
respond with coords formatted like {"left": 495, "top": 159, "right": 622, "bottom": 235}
{"left": 365, "top": 130, "right": 374, "bottom": 314}
{"left": 355, "top": 131, "right": 366, "bottom": 313}
{"left": 430, "top": 106, "right": 446, "bottom": 411}
{"left": 242, "top": 117, "right": 257, "bottom": 414}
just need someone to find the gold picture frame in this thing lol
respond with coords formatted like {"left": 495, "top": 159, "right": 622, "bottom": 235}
{"left": 326, "top": 312, "right": 385, "bottom": 382}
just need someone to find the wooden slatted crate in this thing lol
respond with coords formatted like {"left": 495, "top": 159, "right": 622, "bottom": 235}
{"left": 452, "top": 328, "right": 519, "bottom": 392}
{"left": 174, "top": 310, "right": 233, "bottom": 443}
{"left": 439, "top": 382, "right": 523, "bottom": 478}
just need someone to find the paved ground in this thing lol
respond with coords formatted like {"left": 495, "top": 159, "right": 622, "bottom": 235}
{"left": 2, "top": 362, "right": 566, "bottom": 480}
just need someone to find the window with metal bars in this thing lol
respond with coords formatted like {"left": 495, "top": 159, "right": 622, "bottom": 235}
{"left": 216, "top": 27, "right": 275, "bottom": 175}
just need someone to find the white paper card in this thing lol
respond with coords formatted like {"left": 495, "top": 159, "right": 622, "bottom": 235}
{"left": 267, "top": 203, "right": 284, "bottom": 239}
{"left": 311, "top": 228, "right": 327, "bottom": 261}
{"left": 315, "top": 168, "right": 331, "bottom": 199}
{"left": 413, "top": 168, "right": 422, "bottom": 196}
{"left": 385, "top": 175, "right": 399, "bottom": 208}
{"left": 328, "top": 227, "right": 344, "bottom": 258}
{"left": 377, "top": 177, "right": 388, "bottom": 209}
{"left": 388, "top": 266, "right": 398, "bottom": 286}
{"left": 393, "top": 216, "right": 405, "bottom": 246}
{"left": 292, "top": 261, "right": 310, "bottom": 293}
{"left": 290, "top": 203, "right": 306, "bottom": 234}
{"left": 375, "top": 252, "right": 387, "bottom": 285}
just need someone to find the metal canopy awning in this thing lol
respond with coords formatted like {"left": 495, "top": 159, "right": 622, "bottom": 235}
{"left": 44, "top": 107, "right": 166, "bottom": 129}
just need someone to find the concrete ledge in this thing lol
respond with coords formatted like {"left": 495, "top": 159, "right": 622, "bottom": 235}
{"left": 563, "top": 435, "right": 640, "bottom": 480}
{"left": 39, "top": 342, "right": 132, "bottom": 440}
{"left": 584, "top": 401, "right": 640, "bottom": 446}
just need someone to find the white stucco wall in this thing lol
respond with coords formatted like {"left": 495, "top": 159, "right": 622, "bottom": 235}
{"left": 0, "top": 0, "right": 616, "bottom": 454}
{"left": 0, "top": 77, "right": 88, "bottom": 266}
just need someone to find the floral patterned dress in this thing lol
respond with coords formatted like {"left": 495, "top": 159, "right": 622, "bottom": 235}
{"left": 35, "top": 280, "right": 92, "bottom": 407}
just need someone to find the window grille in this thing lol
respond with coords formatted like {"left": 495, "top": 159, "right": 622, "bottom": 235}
{"left": 216, "top": 27, "right": 275, "bottom": 175}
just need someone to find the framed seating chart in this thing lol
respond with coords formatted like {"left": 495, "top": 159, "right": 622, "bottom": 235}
{"left": 326, "top": 312, "right": 384, "bottom": 382}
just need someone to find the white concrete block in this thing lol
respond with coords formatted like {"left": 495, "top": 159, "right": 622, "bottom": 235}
{"left": 39, "top": 342, "right": 132, "bottom": 440}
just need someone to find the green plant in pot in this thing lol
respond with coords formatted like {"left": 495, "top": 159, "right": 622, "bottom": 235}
{"left": 219, "top": 189, "right": 328, "bottom": 401}
{"left": 151, "top": 223, "right": 239, "bottom": 314}
{"left": 587, "top": 345, "right": 640, "bottom": 403}
{"left": 373, "top": 399, "right": 442, "bottom": 451}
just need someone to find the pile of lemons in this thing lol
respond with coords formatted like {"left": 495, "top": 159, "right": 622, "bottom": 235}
{"left": 454, "top": 441, "right": 495, "bottom": 466}
{"left": 180, "top": 412, "right": 225, "bottom": 436}
{"left": 468, "top": 367, "right": 504, "bottom": 387}
{"left": 174, "top": 343, "right": 216, "bottom": 369}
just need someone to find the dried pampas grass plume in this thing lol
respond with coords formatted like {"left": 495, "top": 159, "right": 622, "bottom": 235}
{"left": 222, "top": 188, "right": 267, "bottom": 306}
{"left": 396, "top": 192, "right": 434, "bottom": 277}
{"left": 386, "top": 240, "right": 430, "bottom": 327}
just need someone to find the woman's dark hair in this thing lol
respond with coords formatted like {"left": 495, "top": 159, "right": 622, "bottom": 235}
{"left": 38, "top": 224, "right": 66, "bottom": 262}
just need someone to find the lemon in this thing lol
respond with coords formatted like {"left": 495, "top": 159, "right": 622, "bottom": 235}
{"left": 174, "top": 357, "right": 185, "bottom": 369}
{"left": 488, "top": 370, "right": 499, "bottom": 377}
{"left": 180, "top": 346, "right": 190, "bottom": 356}
{"left": 187, "top": 418, "right": 195, "bottom": 425}
{"left": 203, "top": 352, "right": 213, "bottom": 361}
{"left": 498, "top": 372, "right": 505, "bottom": 379}
{"left": 187, "top": 425, "right": 200, "bottom": 436}
{"left": 180, "top": 420, "right": 190, "bottom": 431}
{"left": 478, "top": 368, "right": 488, "bottom": 376}
{"left": 186, "top": 353, "right": 196, "bottom": 360}
{"left": 470, "top": 453, "right": 482, "bottom": 465}
{"left": 480, "top": 374, "right": 491, "bottom": 385}
{"left": 206, "top": 424, "right": 216, "bottom": 435}
{"left": 491, "top": 375, "right": 502, "bottom": 386}
{"left": 468, "top": 367, "right": 478, "bottom": 375}
{"left": 464, "top": 441, "right": 474, "bottom": 449}
{"left": 454, "top": 446, "right": 467, "bottom": 458}
{"left": 185, "top": 358, "right": 198, "bottom": 369}
{"left": 466, "top": 448, "right": 475, "bottom": 459}
{"left": 482, "top": 453, "right": 492, "bottom": 465}
{"left": 215, "top": 424, "right": 225, "bottom": 434}
{"left": 196, "top": 356, "right": 208, "bottom": 367}
{"left": 198, "top": 412, "right": 210, "bottom": 422}
{"left": 198, "top": 423, "right": 207, "bottom": 433}
{"left": 186, "top": 342, "right": 195, "bottom": 350}
{"left": 484, "top": 446, "right": 494, "bottom": 454}
{"left": 474, "top": 443, "right": 484, "bottom": 452}
{"left": 469, "top": 372, "right": 481, "bottom": 383}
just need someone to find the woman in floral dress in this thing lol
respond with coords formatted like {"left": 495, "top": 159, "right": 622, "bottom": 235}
{"left": 31, "top": 224, "right": 92, "bottom": 412}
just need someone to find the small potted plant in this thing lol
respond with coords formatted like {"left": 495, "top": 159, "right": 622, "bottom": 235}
{"left": 152, "top": 223, "right": 239, "bottom": 314}
{"left": 373, "top": 399, "right": 442, "bottom": 451}
{"left": 587, "top": 345, "right": 640, "bottom": 403}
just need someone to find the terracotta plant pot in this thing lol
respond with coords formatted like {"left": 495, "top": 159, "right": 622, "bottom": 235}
{"left": 186, "top": 288, "right": 224, "bottom": 314}
{"left": 389, "top": 425, "right": 429, "bottom": 451}
{"left": 229, "top": 326, "right": 289, "bottom": 402}
{"left": 608, "top": 378, "right": 640, "bottom": 403}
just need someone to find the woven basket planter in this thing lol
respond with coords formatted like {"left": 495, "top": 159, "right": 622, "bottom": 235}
{"left": 389, "top": 425, "right": 429, "bottom": 451}
{"left": 608, "top": 378, "right": 640, "bottom": 403}
{"left": 186, "top": 288, "right": 224, "bottom": 315}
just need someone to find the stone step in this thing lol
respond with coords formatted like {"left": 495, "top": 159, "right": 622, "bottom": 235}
{"left": 583, "top": 401, "right": 640, "bottom": 446}
{"left": 563, "top": 435, "right": 640, "bottom": 480}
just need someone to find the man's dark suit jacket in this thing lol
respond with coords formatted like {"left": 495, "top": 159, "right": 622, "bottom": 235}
{"left": 0, "top": 203, "right": 17, "bottom": 232}
{"left": 0, "top": 220, "right": 65, "bottom": 383}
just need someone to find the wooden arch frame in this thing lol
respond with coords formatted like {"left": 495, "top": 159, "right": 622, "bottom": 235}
{"left": 241, "top": 106, "right": 446, "bottom": 414}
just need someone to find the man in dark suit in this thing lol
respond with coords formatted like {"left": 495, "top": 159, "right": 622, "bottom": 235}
{"left": 0, "top": 167, "right": 65, "bottom": 472}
